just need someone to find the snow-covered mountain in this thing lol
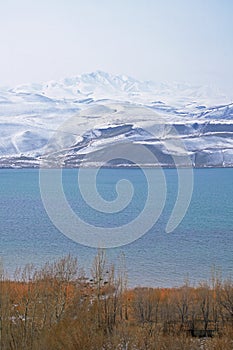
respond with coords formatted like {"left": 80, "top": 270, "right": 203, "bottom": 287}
{"left": 0, "top": 71, "right": 233, "bottom": 168}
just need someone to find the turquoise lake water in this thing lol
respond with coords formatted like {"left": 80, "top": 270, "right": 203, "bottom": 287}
{"left": 0, "top": 168, "right": 232, "bottom": 287}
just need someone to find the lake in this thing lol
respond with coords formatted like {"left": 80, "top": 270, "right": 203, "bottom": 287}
{"left": 0, "top": 168, "right": 232, "bottom": 287}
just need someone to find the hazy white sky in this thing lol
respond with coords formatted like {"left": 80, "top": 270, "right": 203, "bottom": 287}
{"left": 0, "top": 0, "right": 232, "bottom": 94}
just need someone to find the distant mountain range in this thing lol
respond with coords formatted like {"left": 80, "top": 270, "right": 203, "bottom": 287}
{"left": 0, "top": 71, "right": 233, "bottom": 168}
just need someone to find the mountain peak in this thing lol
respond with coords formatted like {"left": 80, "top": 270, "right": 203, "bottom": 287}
{"left": 6, "top": 71, "right": 232, "bottom": 107}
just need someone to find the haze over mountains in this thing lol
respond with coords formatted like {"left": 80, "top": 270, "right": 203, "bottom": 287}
{"left": 0, "top": 71, "right": 233, "bottom": 168}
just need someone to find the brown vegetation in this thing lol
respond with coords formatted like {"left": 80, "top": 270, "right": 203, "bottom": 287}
{"left": 0, "top": 252, "right": 232, "bottom": 349}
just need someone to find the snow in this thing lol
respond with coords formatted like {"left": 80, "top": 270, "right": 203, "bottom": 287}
{"left": 0, "top": 71, "right": 232, "bottom": 167}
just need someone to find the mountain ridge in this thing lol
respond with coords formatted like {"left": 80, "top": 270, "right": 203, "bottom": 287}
{"left": 0, "top": 71, "right": 233, "bottom": 168}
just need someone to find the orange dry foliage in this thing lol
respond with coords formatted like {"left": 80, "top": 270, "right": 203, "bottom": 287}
{"left": 1, "top": 255, "right": 233, "bottom": 350}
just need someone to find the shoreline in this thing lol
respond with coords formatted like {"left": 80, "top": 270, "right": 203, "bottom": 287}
{"left": 1, "top": 164, "right": 233, "bottom": 169}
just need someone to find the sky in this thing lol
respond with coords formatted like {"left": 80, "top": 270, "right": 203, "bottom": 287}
{"left": 0, "top": 0, "right": 233, "bottom": 95}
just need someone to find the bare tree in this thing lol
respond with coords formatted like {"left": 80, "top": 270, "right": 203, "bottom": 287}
{"left": 220, "top": 279, "right": 233, "bottom": 324}
{"left": 198, "top": 282, "right": 211, "bottom": 333}
{"left": 174, "top": 282, "right": 192, "bottom": 330}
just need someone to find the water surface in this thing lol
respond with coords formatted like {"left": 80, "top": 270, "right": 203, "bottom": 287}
{"left": 0, "top": 168, "right": 232, "bottom": 287}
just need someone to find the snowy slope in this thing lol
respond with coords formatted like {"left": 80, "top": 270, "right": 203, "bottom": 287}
{"left": 0, "top": 71, "right": 233, "bottom": 168}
